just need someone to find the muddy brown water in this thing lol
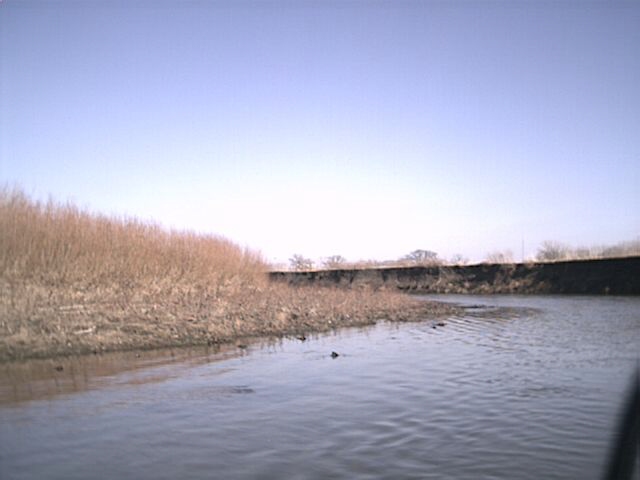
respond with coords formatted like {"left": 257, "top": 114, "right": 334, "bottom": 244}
{"left": 1, "top": 295, "right": 638, "bottom": 479}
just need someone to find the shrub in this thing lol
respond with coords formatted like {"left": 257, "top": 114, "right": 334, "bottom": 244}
{"left": 288, "top": 254, "right": 314, "bottom": 271}
{"left": 401, "top": 249, "right": 440, "bottom": 266}
{"left": 322, "top": 255, "right": 347, "bottom": 269}
{"left": 485, "top": 250, "right": 514, "bottom": 264}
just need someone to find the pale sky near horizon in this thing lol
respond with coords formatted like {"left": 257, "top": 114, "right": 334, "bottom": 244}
{"left": 1, "top": 0, "right": 639, "bottom": 265}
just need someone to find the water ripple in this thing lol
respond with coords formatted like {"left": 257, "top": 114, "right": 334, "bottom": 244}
{"left": 1, "top": 296, "right": 639, "bottom": 480}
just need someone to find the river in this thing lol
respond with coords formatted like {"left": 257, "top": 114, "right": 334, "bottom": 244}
{"left": 1, "top": 295, "right": 638, "bottom": 479}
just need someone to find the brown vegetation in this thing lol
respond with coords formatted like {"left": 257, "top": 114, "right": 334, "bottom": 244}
{"left": 485, "top": 250, "right": 515, "bottom": 264}
{"left": 536, "top": 239, "right": 640, "bottom": 262}
{"left": 0, "top": 188, "right": 450, "bottom": 362}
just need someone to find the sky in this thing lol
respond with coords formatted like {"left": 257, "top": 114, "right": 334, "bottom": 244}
{"left": 1, "top": 0, "right": 639, "bottom": 265}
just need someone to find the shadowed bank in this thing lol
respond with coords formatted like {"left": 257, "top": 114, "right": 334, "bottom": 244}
{"left": 270, "top": 256, "right": 640, "bottom": 295}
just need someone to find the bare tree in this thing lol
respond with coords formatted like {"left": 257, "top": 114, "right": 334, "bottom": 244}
{"left": 323, "top": 255, "right": 346, "bottom": 269}
{"left": 602, "top": 238, "right": 640, "bottom": 258}
{"left": 485, "top": 250, "right": 514, "bottom": 264}
{"left": 289, "top": 254, "right": 314, "bottom": 271}
{"left": 449, "top": 254, "right": 468, "bottom": 265}
{"left": 536, "top": 241, "right": 570, "bottom": 262}
{"left": 402, "top": 249, "right": 440, "bottom": 266}
{"left": 573, "top": 248, "right": 588, "bottom": 259}
{"left": 536, "top": 238, "right": 640, "bottom": 262}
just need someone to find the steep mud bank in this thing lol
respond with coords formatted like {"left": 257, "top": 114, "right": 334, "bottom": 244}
{"left": 270, "top": 257, "right": 640, "bottom": 295}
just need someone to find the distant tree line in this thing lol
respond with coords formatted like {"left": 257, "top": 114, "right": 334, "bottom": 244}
{"left": 284, "top": 238, "right": 639, "bottom": 271}
{"left": 535, "top": 238, "right": 640, "bottom": 263}
{"left": 288, "top": 249, "right": 467, "bottom": 271}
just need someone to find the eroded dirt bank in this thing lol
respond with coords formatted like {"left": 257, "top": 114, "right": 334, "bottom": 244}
{"left": 270, "top": 257, "right": 640, "bottom": 295}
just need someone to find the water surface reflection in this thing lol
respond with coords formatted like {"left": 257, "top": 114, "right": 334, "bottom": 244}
{"left": 1, "top": 295, "right": 638, "bottom": 480}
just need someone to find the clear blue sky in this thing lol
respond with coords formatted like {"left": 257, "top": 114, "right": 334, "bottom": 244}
{"left": 1, "top": 0, "right": 638, "bottom": 264}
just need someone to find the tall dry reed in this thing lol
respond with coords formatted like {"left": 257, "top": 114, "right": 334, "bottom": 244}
{"left": 0, "top": 187, "right": 266, "bottom": 289}
{"left": 0, "top": 187, "right": 444, "bottom": 361}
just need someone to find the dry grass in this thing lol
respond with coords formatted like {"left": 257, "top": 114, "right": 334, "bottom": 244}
{"left": 536, "top": 239, "right": 640, "bottom": 263}
{"left": 0, "top": 188, "right": 449, "bottom": 362}
{"left": 0, "top": 187, "right": 265, "bottom": 288}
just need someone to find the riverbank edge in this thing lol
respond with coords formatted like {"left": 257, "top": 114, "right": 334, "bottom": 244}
{"left": 0, "top": 298, "right": 457, "bottom": 364}
{"left": 269, "top": 257, "right": 640, "bottom": 295}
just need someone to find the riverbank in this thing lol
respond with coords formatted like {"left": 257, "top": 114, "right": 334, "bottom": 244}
{"left": 3, "top": 296, "right": 637, "bottom": 479}
{"left": 0, "top": 281, "right": 454, "bottom": 363}
{"left": 0, "top": 188, "right": 454, "bottom": 362}
{"left": 270, "top": 256, "right": 640, "bottom": 295}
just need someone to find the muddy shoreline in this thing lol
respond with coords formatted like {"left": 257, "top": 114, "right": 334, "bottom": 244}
{"left": 270, "top": 257, "right": 640, "bottom": 295}
{"left": 0, "top": 293, "right": 456, "bottom": 364}
{"left": 2, "top": 191, "right": 463, "bottom": 364}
